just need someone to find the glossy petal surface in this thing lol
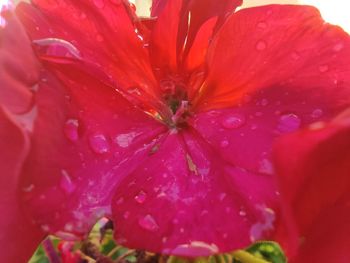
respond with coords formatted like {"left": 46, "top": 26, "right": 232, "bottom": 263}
{"left": 274, "top": 111, "right": 350, "bottom": 262}
{"left": 112, "top": 131, "right": 287, "bottom": 256}
{"left": 198, "top": 5, "right": 350, "bottom": 110}
{"left": 20, "top": 65, "right": 166, "bottom": 237}
{"left": 17, "top": 0, "right": 162, "bottom": 111}
{"left": 0, "top": 108, "right": 44, "bottom": 263}
{"left": 0, "top": 12, "right": 38, "bottom": 113}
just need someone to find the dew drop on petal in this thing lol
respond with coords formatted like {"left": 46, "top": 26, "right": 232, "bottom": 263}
{"left": 123, "top": 211, "right": 130, "bottom": 219}
{"left": 291, "top": 51, "right": 300, "bottom": 60}
{"left": 220, "top": 140, "right": 229, "bottom": 148}
{"left": 260, "top": 98, "right": 268, "bottom": 106}
{"left": 319, "top": 64, "right": 329, "bottom": 73}
{"left": 32, "top": 38, "right": 82, "bottom": 61}
{"left": 60, "top": 170, "right": 76, "bottom": 194}
{"left": 22, "top": 184, "right": 35, "bottom": 193}
{"left": 89, "top": 134, "right": 110, "bottom": 154}
{"left": 64, "top": 119, "right": 79, "bottom": 142}
{"left": 256, "top": 40, "right": 267, "bottom": 51}
{"left": 138, "top": 214, "right": 159, "bottom": 232}
{"left": 311, "top": 108, "right": 323, "bottom": 119}
{"left": 221, "top": 113, "right": 246, "bottom": 129}
{"left": 115, "top": 132, "right": 137, "bottom": 148}
{"left": 277, "top": 113, "right": 301, "bottom": 133}
{"left": 41, "top": 225, "right": 50, "bottom": 232}
{"left": 134, "top": 190, "right": 147, "bottom": 204}
{"left": 93, "top": 0, "right": 105, "bottom": 8}
{"left": 257, "top": 21, "right": 267, "bottom": 29}
{"left": 333, "top": 42, "right": 344, "bottom": 52}
{"left": 96, "top": 34, "right": 104, "bottom": 42}
{"left": 258, "top": 158, "right": 274, "bottom": 175}
{"left": 250, "top": 207, "right": 275, "bottom": 242}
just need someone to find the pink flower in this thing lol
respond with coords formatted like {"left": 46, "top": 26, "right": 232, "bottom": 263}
{"left": 1, "top": 0, "right": 350, "bottom": 262}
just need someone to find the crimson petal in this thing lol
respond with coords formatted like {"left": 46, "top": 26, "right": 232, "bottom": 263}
{"left": 197, "top": 5, "right": 350, "bottom": 110}
{"left": 16, "top": 0, "right": 162, "bottom": 111}
{"left": 274, "top": 110, "right": 350, "bottom": 262}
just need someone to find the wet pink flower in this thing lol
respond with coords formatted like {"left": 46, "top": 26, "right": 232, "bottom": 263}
{"left": 1, "top": 0, "right": 350, "bottom": 262}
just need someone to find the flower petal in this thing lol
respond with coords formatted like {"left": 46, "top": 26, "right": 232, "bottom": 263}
{"left": 0, "top": 11, "right": 38, "bottom": 113}
{"left": 16, "top": 1, "right": 162, "bottom": 110}
{"left": 150, "top": 0, "right": 242, "bottom": 73}
{"left": 112, "top": 130, "right": 292, "bottom": 256}
{"left": 196, "top": 5, "right": 350, "bottom": 110}
{"left": 20, "top": 65, "right": 166, "bottom": 239}
{"left": 273, "top": 110, "right": 350, "bottom": 261}
{"left": 0, "top": 108, "right": 44, "bottom": 262}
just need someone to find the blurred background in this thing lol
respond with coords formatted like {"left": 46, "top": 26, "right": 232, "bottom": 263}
{"left": 133, "top": 0, "right": 350, "bottom": 33}
{"left": 2, "top": 1, "right": 349, "bottom": 33}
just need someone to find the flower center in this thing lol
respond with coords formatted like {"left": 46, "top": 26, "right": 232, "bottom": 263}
{"left": 160, "top": 76, "right": 190, "bottom": 127}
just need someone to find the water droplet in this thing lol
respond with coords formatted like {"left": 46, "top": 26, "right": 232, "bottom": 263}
{"left": 257, "top": 21, "right": 267, "bottom": 29}
{"left": 60, "top": 170, "right": 76, "bottom": 194}
{"left": 89, "top": 134, "right": 110, "bottom": 154}
{"left": 41, "top": 225, "right": 50, "bottom": 232}
{"left": 291, "top": 51, "right": 300, "bottom": 60}
{"left": 22, "top": 184, "right": 35, "bottom": 193}
{"left": 64, "top": 223, "right": 74, "bottom": 232}
{"left": 221, "top": 113, "right": 246, "bottom": 129}
{"left": 138, "top": 215, "right": 159, "bottom": 231}
{"left": 32, "top": 38, "right": 82, "bottom": 62}
{"left": 220, "top": 140, "right": 229, "bottom": 148}
{"left": 311, "top": 109, "right": 323, "bottom": 118}
{"left": 64, "top": 119, "right": 79, "bottom": 142}
{"left": 96, "top": 34, "right": 104, "bottom": 42}
{"left": 256, "top": 40, "right": 267, "bottom": 51}
{"left": 260, "top": 99, "right": 268, "bottom": 106}
{"left": 134, "top": 190, "right": 147, "bottom": 204}
{"left": 239, "top": 209, "right": 247, "bottom": 217}
{"left": 255, "top": 111, "right": 263, "bottom": 117}
{"left": 258, "top": 159, "right": 274, "bottom": 175}
{"left": 319, "top": 65, "right": 329, "bottom": 73}
{"left": 115, "top": 132, "right": 137, "bottom": 148}
{"left": 250, "top": 207, "right": 275, "bottom": 242}
{"left": 218, "top": 193, "right": 226, "bottom": 201}
{"left": 278, "top": 113, "right": 301, "bottom": 133}
{"left": 93, "top": 0, "right": 105, "bottom": 8}
{"left": 333, "top": 42, "right": 344, "bottom": 52}
{"left": 123, "top": 211, "right": 130, "bottom": 219}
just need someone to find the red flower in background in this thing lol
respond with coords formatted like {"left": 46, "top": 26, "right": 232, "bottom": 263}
{"left": 273, "top": 109, "right": 350, "bottom": 263}
{"left": 1, "top": 0, "right": 350, "bottom": 262}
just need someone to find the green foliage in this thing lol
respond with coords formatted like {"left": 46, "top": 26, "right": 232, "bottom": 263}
{"left": 245, "top": 241, "right": 287, "bottom": 263}
{"left": 29, "top": 219, "right": 286, "bottom": 263}
{"left": 28, "top": 245, "right": 49, "bottom": 263}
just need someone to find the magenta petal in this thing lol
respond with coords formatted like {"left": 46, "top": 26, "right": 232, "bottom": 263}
{"left": 0, "top": 108, "right": 44, "bottom": 262}
{"left": 112, "top": 130, "right": 291, "bottom": 256}
{"left": 0, "top": 12, "right": 38, "bottom": 113}
{"left": 20, "top": 67, "right": 166, "bottom": 238}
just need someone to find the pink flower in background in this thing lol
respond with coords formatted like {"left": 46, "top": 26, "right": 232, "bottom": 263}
{"left": 1, "top": 0, "right": 350, "bottom": 262}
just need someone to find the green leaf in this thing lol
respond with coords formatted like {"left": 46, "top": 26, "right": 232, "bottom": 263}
{"left": 245, "top": 241, "right": 287, "bottom": 263}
